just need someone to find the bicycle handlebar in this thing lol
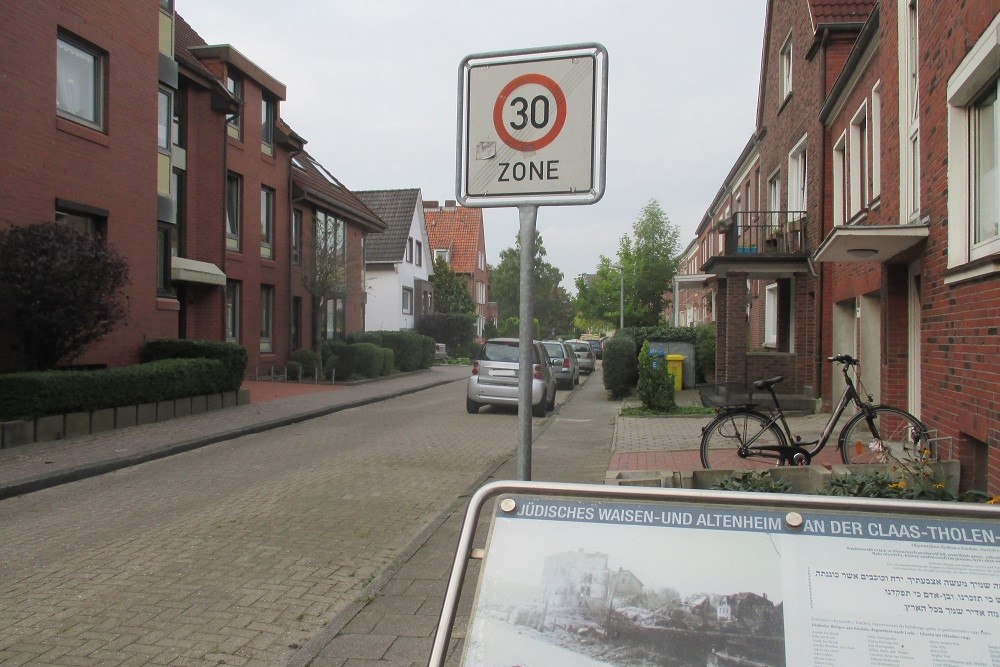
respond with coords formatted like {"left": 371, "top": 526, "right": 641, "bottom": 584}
{"left": 828, "top": 353, "right": 858, "bottom": 366}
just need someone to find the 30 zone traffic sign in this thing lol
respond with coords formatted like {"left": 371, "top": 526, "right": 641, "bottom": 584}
{"left": 457, "top": 44, "right": 608, "bottom": 207}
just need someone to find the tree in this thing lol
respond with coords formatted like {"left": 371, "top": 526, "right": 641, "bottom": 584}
{"left": 0, "top": 223, "right": 129, "bottom": 370}
{"left": 490, "top": 231, "right": 575, "bottom": 336}
{"left": 301, "top": 213, "right": 347, "bottom": 375}
{"left": 428, "top": 256, "right": 475, "bottom": 315}
{"left": 574, "top": 199, "right": 680, "bottom": 330}
{"left": 618, "top": 199, "right": 680, "bottom": 326}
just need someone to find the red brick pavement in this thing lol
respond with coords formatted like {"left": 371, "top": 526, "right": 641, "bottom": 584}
{"left": 243, "top": 379, "right": 343, "bottom": 404}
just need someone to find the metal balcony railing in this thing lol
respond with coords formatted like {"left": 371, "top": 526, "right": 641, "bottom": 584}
{"left": 718, "top": 211, "right": 808, "bottom": 257}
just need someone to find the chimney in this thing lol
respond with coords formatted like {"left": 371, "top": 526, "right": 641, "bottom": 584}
{"left": 423, "top": 200, "right": 439, "bottom": 209}
{"left": 445, "top": 200, "right": 457, "bottom": 209}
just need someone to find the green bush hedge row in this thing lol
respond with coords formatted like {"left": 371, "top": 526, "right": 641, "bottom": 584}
{"left": 142, "top": 339, "right": 247, "bottom": 391}
{"left": 0, "top": 358, "right": 227, "bottom": 420}
{"left": 347, "top": 330, "right": 434, "bottom": 372}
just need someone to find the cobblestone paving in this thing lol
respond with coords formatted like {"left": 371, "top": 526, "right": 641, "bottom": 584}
{"left": 0, "top": 379, "right": 523, "bottom": 666}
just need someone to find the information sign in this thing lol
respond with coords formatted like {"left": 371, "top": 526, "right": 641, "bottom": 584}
{"left": 457, "top": 44, "right": 608, "bottom": 207}
{"left": 430, "top": 482, "right": 1000, "bottom": 666}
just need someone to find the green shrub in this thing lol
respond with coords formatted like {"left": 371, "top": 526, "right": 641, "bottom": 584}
{"left": 364, "top": 330, "right": 434, "bottom": 372}
{"left": 325, "top": 341, "right": 354, "bottom": 381}
{"left": 416, "top": 314, "right": 476, "bottom": 357}
{"left": 713, "top": 470, "right": 792, "bottom": 494}
{"left": 380, "top": 348, "right": 395, "bottom": 376}
{"left": 618, "top": 326, "right": 697, "bottom": 358}
{"left": 695, "top": 323, "right": 717, "bottom": 383}
{"left": 352, "top": 343, "right": 383, "bottom": 378}
{"left": 637, "top": 341, "right": 675, "bottom": 410}
{"left": 0, "top": 358, "right": 226, "bottom": 420}
{"left": 142, "top": 339, "right": 247, "bottom": 391}
{"left": 287, "top": 360, "right": 303, "bottom": 381}
{"left": 289, "top": 348, "right": 319, "bottom": 377}
{"left": 602, "top": 334, "right": 637, "bottom": 398}
{"left": 347, "top": 331, "right": 383, "bottom": 347}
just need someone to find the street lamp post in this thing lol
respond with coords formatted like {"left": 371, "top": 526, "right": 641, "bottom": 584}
{"left": 611, "top": 263, "right": 624, "bottom": 330}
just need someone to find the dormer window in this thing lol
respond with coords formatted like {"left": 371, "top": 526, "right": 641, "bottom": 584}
{"left": 261, "top": 96, "right": 275, "bottom": 154}
{"left": 226, "top": 73, "right": 242, "bottom": 139}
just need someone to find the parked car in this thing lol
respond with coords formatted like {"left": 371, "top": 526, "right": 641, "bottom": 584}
{"left": 587, "top": 339, "right": 603, "bottom": 360}
{"left": 565, "top": 339, "right": 596, "bottom": 373}
{"left": 540, "top": 340, "right": 579, "bottom": 389}
{"left": 466, "top": 338, "right": 557, "bottom": 416}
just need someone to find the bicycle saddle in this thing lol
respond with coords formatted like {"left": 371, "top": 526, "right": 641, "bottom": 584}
{"left": 753, "top": 376, "right": 784, "bottom": 390}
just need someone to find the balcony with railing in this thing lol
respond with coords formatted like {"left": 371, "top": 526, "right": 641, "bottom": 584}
{"left": 702, "top": 210, "right": 811, "bottom": 277}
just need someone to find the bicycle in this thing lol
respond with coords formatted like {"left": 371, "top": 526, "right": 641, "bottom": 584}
{"left": 700, "top": 354, "right": 933, "bottom": 469}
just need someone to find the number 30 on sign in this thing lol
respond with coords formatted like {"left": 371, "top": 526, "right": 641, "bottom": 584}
{"left": 457, "top": 44, "right": 608, "bottom": 208}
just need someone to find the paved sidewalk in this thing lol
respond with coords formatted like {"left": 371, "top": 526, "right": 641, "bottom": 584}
{"left": 0, "top": 366, "right": 470, "bottom": 501}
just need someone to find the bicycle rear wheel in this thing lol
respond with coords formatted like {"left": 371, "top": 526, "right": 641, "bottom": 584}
{"left": 700, "top": 411, "right": 788, "bottom": 469}
{"left": 839, "top": 407, "right": 932, "bottom": 465}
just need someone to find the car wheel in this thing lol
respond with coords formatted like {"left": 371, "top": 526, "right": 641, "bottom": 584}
{"left": 466, "top": 397, "right": 480, "bottom": 414}
{"left": 532, "top": 393, "right": 547, "bottom": 417}
{"left": 547, "top": 387, "right": 556, "bottom": 410}
{"left": 574, "top": 373, "right": 580, "bottom": 386}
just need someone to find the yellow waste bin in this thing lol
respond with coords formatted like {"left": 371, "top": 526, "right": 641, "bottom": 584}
{"left": 666, "top": 354, "right": 685, "bottom": 391}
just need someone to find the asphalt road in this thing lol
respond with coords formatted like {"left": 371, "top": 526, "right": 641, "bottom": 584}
{"left": 0, "top": 378, "right": 573, "bottom": 665}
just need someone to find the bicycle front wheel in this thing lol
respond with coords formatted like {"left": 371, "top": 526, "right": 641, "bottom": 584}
{"left": 701, "top": 411, "right": 788, "bottom": 470}
{"left": 839, "top": 407, "right": 932, "bottom": 465}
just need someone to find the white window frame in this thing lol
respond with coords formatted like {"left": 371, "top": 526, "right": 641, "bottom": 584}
{"left": 157, "top": 88, "right": 172, "bottom": 152}
{"left": 406, "top": 237, "right": 414, "bottom": 263}
{"left": 850, "top": 102, "right": 869, "bottom": 218}
{"left": 261, "top": 96, "right": 275, "bottom": 152}
{"left": 260, "top": 285, "right": 273, "bottom": 353}
{"left": 764, "top": 284, "right": 778, "bottom": 348}
{"left": 415, "top": 240, "right": 423, "bottom": 267}
{"left": 260, "top": 186, "right": 274, "bottom": 259}
{"left": 946, "top": 12, "right": 1000, "bottom": 272}
{"left": 871, "top": 82, "right": 883, "bottom": 201}
{"left": 833, "top": 132, "right": 848, "bottom": 226}
{"left": 787, "top": 135, "right": 808, "bottom": 218}
{"left": 435, "top": 248, "right": 450, "bottom": 262}
{"left": 225, "top": 281, "right": 240, "bottom": 342}
{"left": 57, "top": 32, "right": 104, "bottom": 130}
{"left": 779, "top": 32, "right": 793, "bottom": 103}
{"left": 899, "top": 0, "right": 920, "bottom": 222}
{"left": 225, "top": 172, "right": 241, "bottom": 251}
{"left": 402, "top": 286, "right": 414, "bottom": 314}
{"left": 226, "top": 72, "right": 242, "bottom": 140}
{"left": 767, "top": 170, "right": 781, "bottom": 230}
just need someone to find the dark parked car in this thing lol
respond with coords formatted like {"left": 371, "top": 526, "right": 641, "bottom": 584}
{"left": 587, "top": 339, "right": 603, "bottom": 360}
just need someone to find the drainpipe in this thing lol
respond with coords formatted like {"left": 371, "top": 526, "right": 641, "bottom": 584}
{"left": 287, "top": 143, "right": 303, "bottom": 358}
{"left": 816, "top": 29, "right": 829, "bottom": 408}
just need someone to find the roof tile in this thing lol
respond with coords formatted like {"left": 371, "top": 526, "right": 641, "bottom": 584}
{"left": 355, "top": 189, "right": 423, "bottom": 263}
{"left": 422, "top": 202, "right": 484, "bottom": 275}
{"left": 808, "top": 0, "right": 876, "bottom": 25}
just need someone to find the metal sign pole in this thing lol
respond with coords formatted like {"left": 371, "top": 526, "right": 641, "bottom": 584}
{"left": 516, "top": 205, "right": 537, "bottom": 481}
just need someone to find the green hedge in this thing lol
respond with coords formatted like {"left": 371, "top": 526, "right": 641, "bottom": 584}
{"left": 352, "top": 343, "right": 383, "bottom": 378}
{"left": 380, "top": 348, "right": 395, "bottom": 376}
{"left": 353, "top": 330, "right": 434, "bottom": 372}
{"left": 0, "top": 358, "right": 226, "bottom": 420}
{"left": 289, "top": 348, "right": 319, "bottom": 378}
{"left": 603, "top": 334, "right": 637, "bottom": 398}
{"left": 617, "top": 326, "right": 697, "bottom": 360}
{"left": 141, "top": 339, "right": 247, "bottom": 391}
{"left": 416, "top": 314, "right": 476, "bottom": 358}
{"left": 637, "top": 341, "right": 675, "bottom": 410}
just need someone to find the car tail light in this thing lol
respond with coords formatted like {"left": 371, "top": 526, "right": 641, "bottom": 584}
{"left": 533, "top": 364, "right": 543, "bottom": 380}
{"left": 472, "top": 361, "right": 479, "bottom": 375}
{"left": 562, "top": 358, "right": 570, "bottom": 370}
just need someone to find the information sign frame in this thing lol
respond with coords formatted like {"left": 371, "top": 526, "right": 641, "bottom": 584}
{"left": 429, "top": 481, "right": 1000, "bottom": 666}
{"left": 456, "top": 43, "right": 609, "bottom": 208}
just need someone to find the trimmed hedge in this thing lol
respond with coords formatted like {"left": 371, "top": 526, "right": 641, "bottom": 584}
{"left": 289, "top": 348, "right": 319, "bottom": 378}
{"left": 416, "top": 314, "right": 476, "bottom": 358}
{"left": 380, "top": 348, "right": 395, "bottom": 376}
{"left": 142, "top": 339, "right": 247, "bottom": 391}
{"left": 353, "top": 330, "right": 434, "bottom": 372}
{"left": 603, "top": 334, "right": 637, "bottom": 399}
{"left": 0, "top": 358, "right": 226, "bottom": 420}
{"left": 637, "top": 341, "right": 675, "bottom": 410}
{"left": 617, "top": 326, "right": 697, "bottom": 361}
{"left": 352, "top": 343, "right": 383, "bottom": 378}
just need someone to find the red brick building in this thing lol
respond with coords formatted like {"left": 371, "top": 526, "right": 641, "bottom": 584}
{"left": 684, "top": 0, "right": 1000, "bottom": 492}
{"left": 1, "top": 4, "right": 383, "bottom": 375}
{"left": 422, "top": 200, "right": 497, "bottom": 336}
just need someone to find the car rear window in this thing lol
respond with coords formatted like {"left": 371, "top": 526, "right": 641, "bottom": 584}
{"left": 541, "top": 342, "right": 565, "bottom": 357}
{"left": 568, "top": 343, "right": 590, "bottom": 353}
{"left": 478, "top": 342, "right": 518, "bottom": 362}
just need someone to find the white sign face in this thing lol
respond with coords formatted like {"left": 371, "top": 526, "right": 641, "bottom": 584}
{"left": 457, "top": 44, "right": 608, "bottom": 207}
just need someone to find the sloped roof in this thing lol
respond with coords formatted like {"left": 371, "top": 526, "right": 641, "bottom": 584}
{"left": 354, "top": 189, "right": 423, "bottom": 263}
{"left": 174, "top": 14, "right": 226, "bottom": 89}
{"left": 292, "top": 153, "right": 386, "bottom": 233}
{"left": 422, "top": 201, "right": 484, "bottom": 275}
{"left": 808, "top": 0, "right": 876, "bottom": 27}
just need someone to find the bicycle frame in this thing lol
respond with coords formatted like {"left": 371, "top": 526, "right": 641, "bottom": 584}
{"left": 718, "top": 359, "right": 871, "bottom": 464}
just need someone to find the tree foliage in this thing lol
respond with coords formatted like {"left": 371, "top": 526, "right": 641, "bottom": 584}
{"left": 428, "top": 256, "right": 475, "bottom": 315}
{"left": 301, "top": 214, "right": 348, "bottom": 373}
{"left": 490, "top": 231, "right": 575, "bottom": 337}
{"left": 574, "top": 199, "right": 680, "bottom": 330}
{"left": 0, "top": 223, "right": 129, "bottom": 371}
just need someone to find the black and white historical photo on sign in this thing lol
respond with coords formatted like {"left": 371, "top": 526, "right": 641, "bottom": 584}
{"left": 462, "top": 503, "right": 786, "bottom": 667}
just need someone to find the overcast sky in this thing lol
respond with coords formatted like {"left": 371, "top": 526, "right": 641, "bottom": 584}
{"left": 176, "top": 1, "right": 767, "bottom": 292}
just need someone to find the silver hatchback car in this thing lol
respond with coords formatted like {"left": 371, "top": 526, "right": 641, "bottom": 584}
{"left": 466, "top": 338, "right": 557, "bottom": 416}
{"left": 565, "top": 339, "right": 597, "bottom": 374}
{"left": 540, "top": 340, "right": 579, "bottom": 389}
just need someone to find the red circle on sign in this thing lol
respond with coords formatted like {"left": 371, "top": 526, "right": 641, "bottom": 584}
{"left": 492, "top": 73, "right": 567, "bottom": 152}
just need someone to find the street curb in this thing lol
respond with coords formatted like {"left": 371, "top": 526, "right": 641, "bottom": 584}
{"left": 0, "top": 376, "right": 463, "bottom": 501}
